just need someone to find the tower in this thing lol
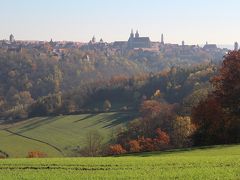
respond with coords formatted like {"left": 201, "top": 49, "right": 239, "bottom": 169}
{"left": 130, "top": 29, "right": 134, "bottom": 39}
{"left": 182, "top": 40, "right": 185, "bottom": 46}
{"left": 49, "top": 38, "right": 54, "bottom": 46}
{"left": 9, "top": 34, "right": 15, "bottom": 43}
{"left": 234, "top": 42, "right": 238, "bottom": 51}
{"left": 161, "top": 34, "right": 164, "bottom": 44}
{"left": 92, "top": 36, "right": 96, "bottom": 43}
{"left": 135, "top": 30, "right": 139, "bottom": 38}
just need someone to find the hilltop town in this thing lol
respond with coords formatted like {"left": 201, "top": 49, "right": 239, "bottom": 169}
{"left": 1, "top": 30, "right": 237, "bottom": 61}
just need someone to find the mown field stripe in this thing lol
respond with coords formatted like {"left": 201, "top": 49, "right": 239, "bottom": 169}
{"left": 4, "top": 129, "right": 64, "bottom": 156}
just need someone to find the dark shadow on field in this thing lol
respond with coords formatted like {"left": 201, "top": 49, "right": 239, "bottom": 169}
{"left": 14, "top": 116, "right": 64, "bottom": 134}
{"left": 82, "top": 112, "right": 137, "bottom": 129}
{"left": 73, "top": 114, "right": 97, "bottom": 123}
{"left": 102, "top": 112, "right": 136, "bottom": 128}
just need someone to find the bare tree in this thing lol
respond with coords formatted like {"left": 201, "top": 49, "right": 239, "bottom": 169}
{"left": 80, "top": 130, "right": 104, "bottom": 156}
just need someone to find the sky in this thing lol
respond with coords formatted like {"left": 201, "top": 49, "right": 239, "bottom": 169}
{"left": 1, "top": 0, "right": 240, "bottom": 45}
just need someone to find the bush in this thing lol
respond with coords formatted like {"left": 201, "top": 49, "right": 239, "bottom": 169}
{"left": 108, "top": 144, "right": 126, "bottom": 155}
{"left": 27, "top": 151, "right": 47, "bottom": 158}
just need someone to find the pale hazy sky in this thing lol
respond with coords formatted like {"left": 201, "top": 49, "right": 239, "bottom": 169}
{"left": 1, "top": 0, "right": 240, "bottom": 44}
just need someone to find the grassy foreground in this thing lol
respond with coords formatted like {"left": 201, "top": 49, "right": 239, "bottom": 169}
{"left": 0, "top": 145, "right": 239, "bottom": 179}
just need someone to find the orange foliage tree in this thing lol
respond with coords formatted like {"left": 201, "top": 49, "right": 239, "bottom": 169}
{"left": 154, "top": 128, "right": 170, "bottom": 145}
{"left": 128, "top": 140, "right": 141, "bottom": 153}
{"left": 108, "top": 144, "right": 126, "bottom": 155}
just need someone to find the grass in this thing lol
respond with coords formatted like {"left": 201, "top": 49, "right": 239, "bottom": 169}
{"left": 0, "top": 112, "right": 134, "bottom": 158}
{"left": 0, "top": 145, "right": 239, "bottom": 179}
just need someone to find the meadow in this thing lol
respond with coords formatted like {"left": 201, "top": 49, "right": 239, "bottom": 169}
{"left": 0, "top": 112, "right": 134, "bottom": 157}
{"left": 0, "top": 145, "right": 239, "bottom": 179}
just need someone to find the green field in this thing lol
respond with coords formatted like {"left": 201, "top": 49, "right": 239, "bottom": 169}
{"left": 0, "top": 145, "right": 239, "bottom": 179}
{"left": 0, "top": 112, "right": 134, "bottom": 158}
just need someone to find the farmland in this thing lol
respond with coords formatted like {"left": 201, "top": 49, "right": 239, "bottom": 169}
{"left": 0, "top": 145, "right": 239, "bottom": 179}
{"left": 0, "top": 112, "right": 134, "bottom": 158}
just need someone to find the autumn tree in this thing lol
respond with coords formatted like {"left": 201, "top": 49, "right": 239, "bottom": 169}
{"left": 140, "top": 100, "right": 176, "bottom": 136}
{"left": 191, "top": 51, "right": 240, "bottom": 145}
{"left": 108, "top": 144, "right": 126, "bottom": 155}
{"left": 212, "top": 51, "right": 240, "bottom": 143}
{"left": 172, "top": 116, "right": 195, "bottom": 147}
{"left": 192, "top": 96, "right": 230, "bottom": 145}
{"left": 212, "top": 51, "right": 240, "bottom": 116}
{"left": 154, "top": 128, "right": 170, "bottom": 146}
{"left": 128, "top": 140, "right": 141, "bottom": 153}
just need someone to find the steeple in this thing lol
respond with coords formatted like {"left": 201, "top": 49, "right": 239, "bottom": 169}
{"left": 130, "top": 29, "right": 134, "bottom": 38}
{"left": 161, "top": 34, "right": 164, "bottom": 45}
{"left": 9, "top": 34, "right": 15, "bottom": 43}
{"left": 135, "top": 30, "right": 139, "bottom": 38}
{"left": 234, "top": 42, "right": 239, "bottom": 51}
{"left": 92, "top": 36, "right": 96, "bottom": 43}
{"left": 182, "top": 40, "right": 185, "bottom": 46}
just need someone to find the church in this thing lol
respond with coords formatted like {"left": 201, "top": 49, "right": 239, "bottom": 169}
{"left": 128, "top": 30, "right": 151, "bottom": 49}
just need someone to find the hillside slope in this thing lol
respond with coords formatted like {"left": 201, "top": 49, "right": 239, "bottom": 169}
{"left": 0, "top": 112, "right": 134, "bottom": 157}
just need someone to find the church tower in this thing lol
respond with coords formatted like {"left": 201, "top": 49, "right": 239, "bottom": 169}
{"left": 135, "top": 30, "right": 139, "bottom": 38}
{"left": 234, "top": 42, "right": 238, "bottom": 51}
{"left": 9, "top": 34, "right": 15, "bottom": 43}
{"left": 92, "top": 36, "right": 96, "bottom": 43}
{"left": 130, "top": 29, "right": 134, "bottom": 39}
{"left": 161, "top": 34, "right": 164, "bottom": 45}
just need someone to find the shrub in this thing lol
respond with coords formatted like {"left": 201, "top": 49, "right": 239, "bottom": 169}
{"left": 27, "top": 151, "right": 47, "bottom": 158}
{"left": 108, "top": 144, "right": 126, "bottom": 155}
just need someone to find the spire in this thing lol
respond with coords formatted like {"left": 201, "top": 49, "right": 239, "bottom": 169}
{"left": 161, "top": 33, "right": 164, "bottom": 44}
{"left": 234, "top": 42, "right": 239, "bottom": 51}
{"left": 9, "top": 34, "right": 15, "bottom": 43}
{"left": 92, "top": 36, "right": 96, "bottom": 43}
{"left": 182, "top": 40, "right": 185, "bottom": 46}
{"left": 130, "top": 29, "right": 134, "bottom": 38}
{"left": 135, "top": 30, "right": 139, "bottom": 38}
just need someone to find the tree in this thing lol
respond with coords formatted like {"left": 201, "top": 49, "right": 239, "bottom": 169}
{"left": 103, "top": 100, "right": 111, "bottom": 111}
{"left": 128, "top": 140, "right": 141, "bottom": 153}
{"left": 172, "top": 116, "right": 195, "bottom": 147}
{"left": 212, "top": 51, "right": 240, "bottom": 116}
{"left": 80, "top": 130, "right": 104, "bottom": 156}
{"left": 140, "top": 100, "right": 162, "bottom": 119}
{"left": 210, "top": 51, "right": 240, "bottom": 143}
{"left": 191, "top": 96, "right": 228, "bottom": 145}
{"left": 191, "top": 51, "right": 240, "bottom": 145}
{"left": 108, "top": 144, "right": 126, "bottom": 155}
{"left": 140, "top": 100, "right": 176, "bottom": 136}
{"left": 154, "top": 128, "right": 170, "bottom": 146}
{"left": 137, "top": 137, "right": 155, "bottom": 152}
